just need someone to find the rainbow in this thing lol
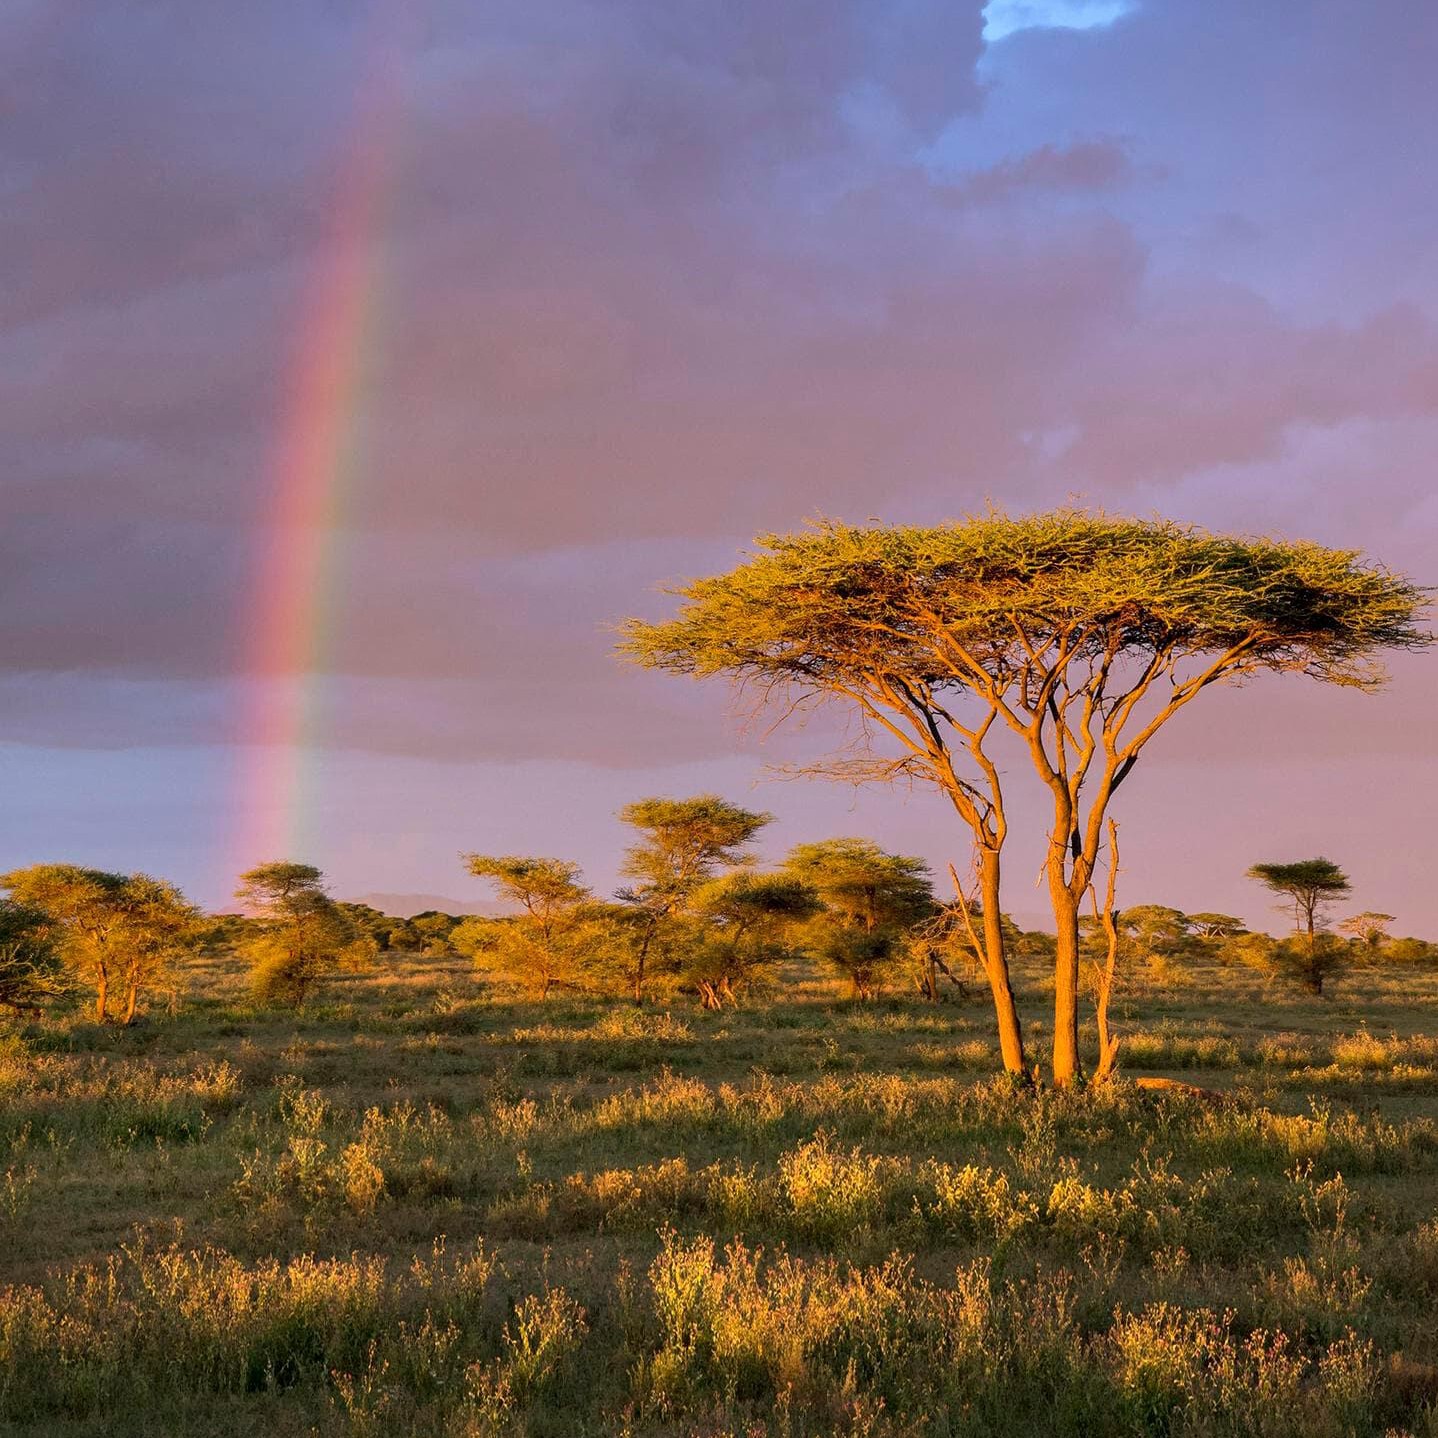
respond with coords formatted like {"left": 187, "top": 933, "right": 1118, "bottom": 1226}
{"left": 233, "top": 9, "right": 415, "bottom": 880}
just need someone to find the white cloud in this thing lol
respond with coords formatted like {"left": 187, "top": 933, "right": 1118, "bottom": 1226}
{"left": 983, "top": 0, "right": 1136, "bottom": 42}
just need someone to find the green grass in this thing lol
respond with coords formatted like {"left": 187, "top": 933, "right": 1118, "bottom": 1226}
{"left": 1, "top": 950, "right": 1437, "bottom": 1435}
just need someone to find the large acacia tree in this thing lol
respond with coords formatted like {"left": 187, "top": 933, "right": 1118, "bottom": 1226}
{"left": 623, "top": 511, "right": 1428, "bottom": 1084}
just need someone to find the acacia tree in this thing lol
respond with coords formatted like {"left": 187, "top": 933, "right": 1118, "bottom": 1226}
{"left": 1187, "top": 913, "right": 1248, "bottom": 941}
{"left": 1083, "top": 903, "right": 1193, "bottom": 978}
{"left": 624, "top": 512, "right": 1428, "bottom": 1084}
{"left": 781, "top": 838, "right": 934, "bottom": 998}
{"left": 1339, "top": 911, "right": 1396, "bottom": 947}
{"left": 685, "top": 872, "right": 818, "bottom": 1009}
{"left": 1247, "top": 858, "right": 1355, "bottom": 996}
{"left": 0, "top": 866, "right": 129, "bottom": 1021}
{"left": 236, "top": 861, "right": 360, "bottom": 1007}
{"left": 1248, "top": 859, "right": 1352, "bottom": 945}
{"left": 111, "top": 875, "right": 200, "bottom": 1023}
{"left": 615, "top": 796, "right": 770, "bottom": 1002}
{"left": 0, "top": 864, "right": 198, "bottom": 1023}
{"left": 463, "top": 855, "right": 595, "bottom": 998}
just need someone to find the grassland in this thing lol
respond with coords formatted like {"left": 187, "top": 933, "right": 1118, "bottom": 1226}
{"left": 2, "top": 950, "right": 1437, "bottom": 1436}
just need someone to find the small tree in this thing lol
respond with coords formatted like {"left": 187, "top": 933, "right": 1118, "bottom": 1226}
{"left": 1247, "top": 859, "right": 1356, "bottom": 996}
{"left": 1084, "top": 903, "right": 1193, "bottom": 978}
{"left": 0, "top": 864, "right": 198, "bottom": 1023}
{"left": 1187, "top": 913, "right": 1248, "bottom": 941}
{"left": 236, "top": 862, "right": 358, "bottom": 1007}
{"left": 384, "top": 918, "right": 423, "bottom": 952}
{"left": 411, "top": 912, "right": 461, "bottom": 955}
{"left": 1382, "top": 936, "right": 1438, "bottom": 963}
{"left": 449, "top": 915, "right": 500, "bottom": 959}
{"left": 615, "top": 796, "right": 771, "bottom": 1003}
{"left": 1223, "top": 930, "right": 1278, "bottom": 970}
{"left": 335, "top": 902, "right": 394, "bottom": 950}
{"left": 0, "top": 901, "right": 66, "bottom": 1015}
{"left": 1271, "top": 934, "right": 1349, "bottom": 995}
{"left": 0, "top": 866, "right": 128, "bottom": 1021}
{"left": 625, "top": 513, "right": 1427, "bottom": 1083}
{"left": 1339, "top": 911, "right": 1396, "bottom": 948}
{"left": 463, "top": 855, "right": 594, "bottom": 998}
{"left": 686, "top": 873, "right": 819, "bottom": 1009}
{"left": 1247, "top": 859, "right": 1352, "bottom": 945}
{"left": 781, "top": 838, "right": 934, "bottom": 999}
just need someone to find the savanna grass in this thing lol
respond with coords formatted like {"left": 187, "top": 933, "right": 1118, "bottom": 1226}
{"left": 0, "top": 949, "right": 1435, "bottom": 1434}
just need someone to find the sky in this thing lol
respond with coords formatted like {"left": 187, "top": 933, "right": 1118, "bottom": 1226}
{"left": 3, "top": 0, "right": 1436, "bottom": 930}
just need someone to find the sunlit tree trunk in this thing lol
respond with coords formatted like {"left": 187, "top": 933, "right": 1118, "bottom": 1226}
{"left": 1049, "top": 867, "right": 1082, "bottom": 1087}
{"left": 978, "top": 850, "right": 1027, "bottom": 1076}
{"left": 121, "top": 981, "right": 140, "bottom": 1026}
{"left": 631, "top": 917, "right": 656, "bottom": 1004}
{"left": 919, "top": 947, "right": 938, "bottom": 1001}
{"left": 1091, "top": 820, "right": 1122, "bottom": 1082}
{"left": 94, "top": 963, "right": 109, "bottom": 1024}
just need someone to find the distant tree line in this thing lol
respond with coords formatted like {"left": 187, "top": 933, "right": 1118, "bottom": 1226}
{"left": 0, "top": 829, "right": 1432, "bottom": 1026}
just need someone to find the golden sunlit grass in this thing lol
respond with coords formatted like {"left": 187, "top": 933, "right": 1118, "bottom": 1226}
{"left": 1, "top": 948, "right": 1437, "bottom": 1434}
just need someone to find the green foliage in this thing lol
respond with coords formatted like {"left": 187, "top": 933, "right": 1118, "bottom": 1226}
{"left": 463, "top": 856, "right": 588, "bottom": 920}
{"left": 1380, "top": 935, "right": 1438, "bottom": 964}
{"left": 236, "top": 862, "right": 359, "bottom": 1008}
{"left": 622, "top": 512, "right": 1430, "bottom": 693}
{"left": 462, "top": 856, "right": 595, "bottom": 997}
{"left": 782, "top": 839, "right": 934, "bottom": 931}
{"left": 684, "top": 872, "right": 819, "bottom": 1008}
{"left": 615, "top": 795, "right": 772, "bottom": 1001}
{"left": 1223, "top": 930, "right": 1279, "bottom": 970}
{"left": 1268, "top": 935, "right": 1352, "bottom": 996}
{"left": 1249, "top": 858, "right": 1353, "bottom": 936}
{"left": 409, "top": 911, "right": 460, "bottom": 955}
{"left": 618, "top": 795, "right": 771, "bottom": 899}
{"left": 1187, "top": 912, "right": 1248, "bottom": 940}
{"left": 448, "top": 915, "right": 501, "bottom": 959}
{"left": 0, "top": 864, "right": 199, "bottom": 1023}
{"left": 782, "top": 838, "right": 934, "bottom": 998}
{"left": 1083, "top": 903, "right": 1196, "bottom": 978}
{"left": 334, "top": 903, "right": 395, "bottom": 949}
{"left": 0, "top": 901, "right": 66, "bottom": 1014}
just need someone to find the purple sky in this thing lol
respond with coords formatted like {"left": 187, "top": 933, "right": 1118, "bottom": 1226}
{"left": 4, "top": 0, "right": 1435, "bottom": 930}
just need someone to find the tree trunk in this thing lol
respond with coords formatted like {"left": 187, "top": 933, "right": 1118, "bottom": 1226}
{"left": 1050, "top": 878, "right": 1082, "bottom": 1086}
{"left": 95, "top": 965, "right": 109, "bottom": 1024}
{"left": 978, "top": 850, "right": 1027, "bottom": 1075}
{"left": 632, "top": 922, "right": 653, "bottom": 1005}
{"left": 121, "top": 982, "right": 140, "bottom": 1026}
{"left": 1091, "top": 820, "right": 1122, "bottom": 1083}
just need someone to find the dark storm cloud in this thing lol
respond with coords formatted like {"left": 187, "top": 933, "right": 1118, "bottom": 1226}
{"left": 3, "top": 0, "right": 1436, "bottom": 773}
